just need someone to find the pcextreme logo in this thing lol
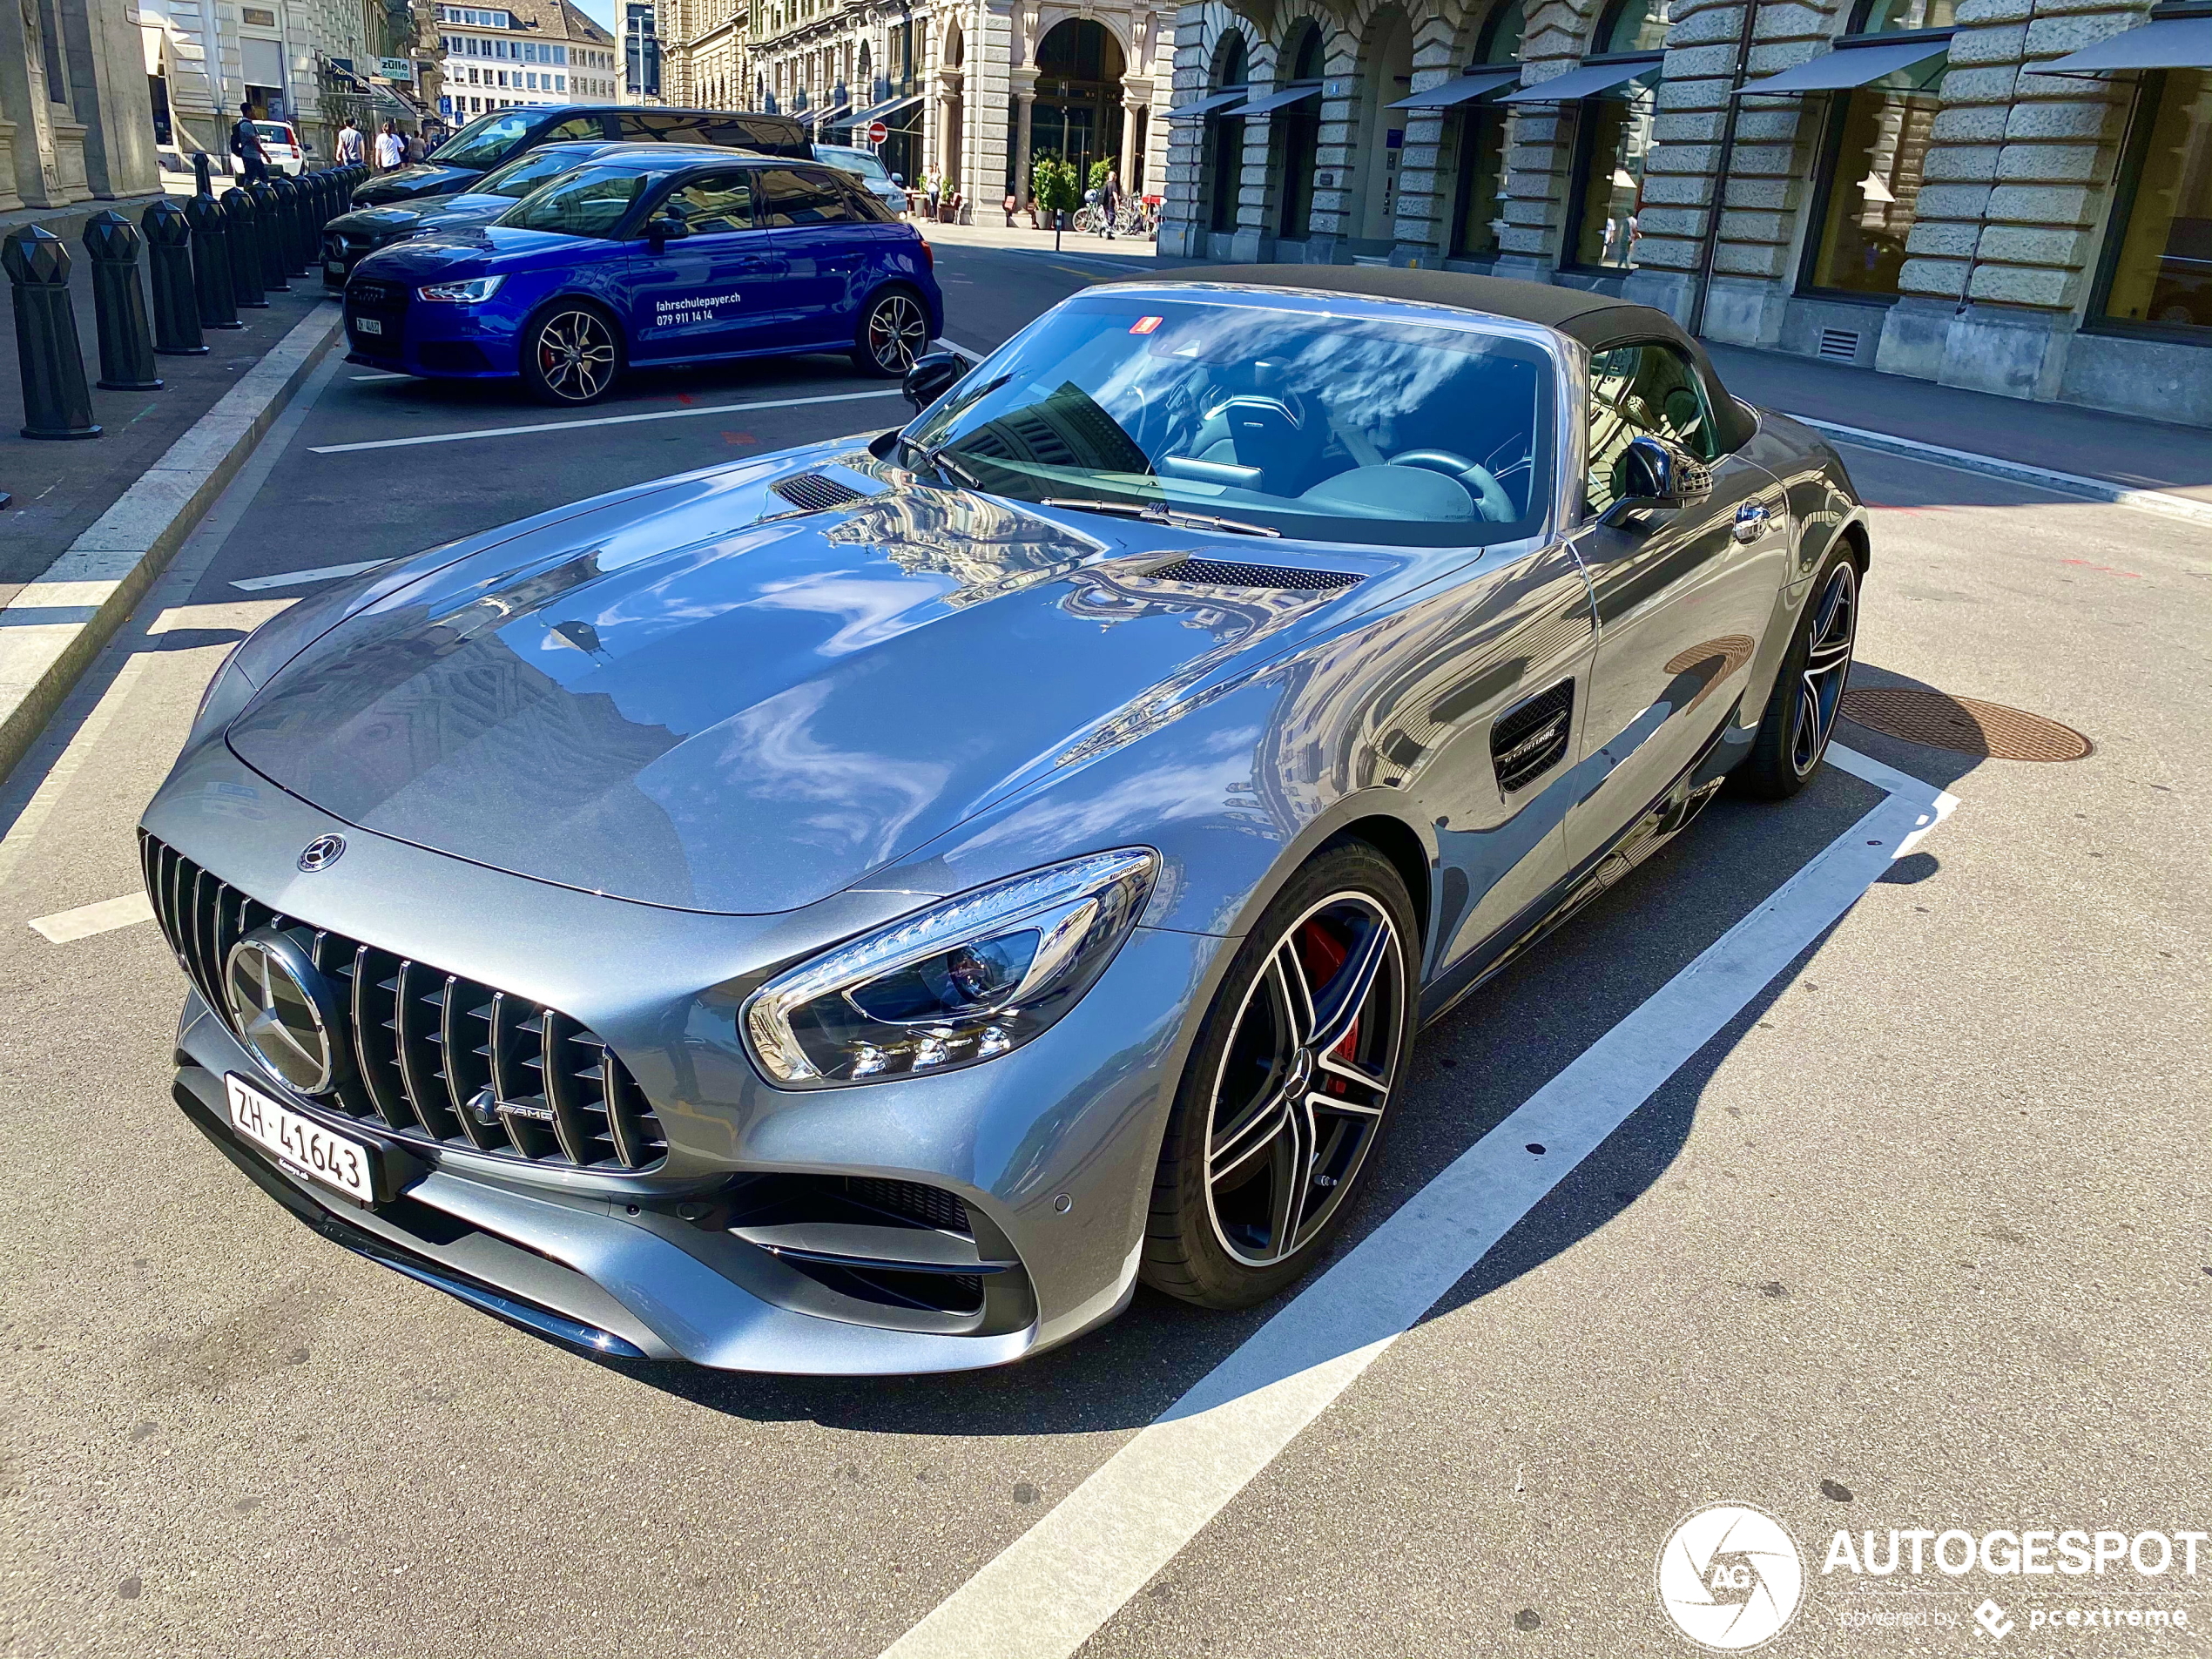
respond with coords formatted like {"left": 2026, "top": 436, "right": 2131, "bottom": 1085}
{"left": 1658, "top": 1505, "right": 1807, "bottom": 1651}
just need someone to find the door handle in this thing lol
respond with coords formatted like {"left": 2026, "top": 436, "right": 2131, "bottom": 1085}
{"left": 1732, "top": 502, "right": 1770, "bottom": 543}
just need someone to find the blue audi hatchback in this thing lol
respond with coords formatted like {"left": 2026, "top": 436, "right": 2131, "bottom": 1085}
{"left": 343, "top": 152, "right": 942, "bottom": 404}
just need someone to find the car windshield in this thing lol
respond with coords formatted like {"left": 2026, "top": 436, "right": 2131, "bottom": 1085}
{"left": 903, "top": 296, "right": 1555, "bottom": 547}
{"left": 476, "top": 146, "right": 595, "bottom": 199}
{"left": 496, "top": 165, "right": 656, "bottom": 237}
{"left": 434, "top": 111, "right": 534, "bottom": 171}
{"left": 819, "top": 147, "right": 888, "bottom": 179}
{"left": 253, "top": 123, "right": 294, "bottom": 144}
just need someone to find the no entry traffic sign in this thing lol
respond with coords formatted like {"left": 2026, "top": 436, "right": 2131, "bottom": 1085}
{"left": 867, "top": 120, "right": 888, "bottom": 144}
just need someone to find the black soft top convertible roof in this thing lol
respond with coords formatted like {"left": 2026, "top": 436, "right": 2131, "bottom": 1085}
{"left": 1133, "top": 264, "right": 1757, "bottom": 449}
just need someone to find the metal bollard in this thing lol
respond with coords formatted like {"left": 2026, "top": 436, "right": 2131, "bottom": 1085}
{"left": 287, "top": 174, "right": 317, "bottom": 272}
{"left": 140, "top": 199, "right": 207, "bottom": 355}
{"left": 246, "top": 179, "right": 288, "bottom": 291}
{"left": 3, "top": 226, "right": 101, "bottom": 441}
{"left": 221, "top": 182, "right": 268, "bottom": 308}
{"left": 266, "top": 173, "right": 300, "bottom": 273}
{"left": 82, "top": 210, "right": 163, "bottom": 391}
{"left": 183, "top": 186, "right": 240, "bottom": 331}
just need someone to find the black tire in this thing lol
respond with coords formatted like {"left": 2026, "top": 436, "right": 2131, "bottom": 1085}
{"left": 1141, "top": 841, "right": 1419, "bottom": 1310}
{"left": 852, "top": 287, "right": 930, "bottom": 378}
{"left": 1735, "top": 544, "right": 1860, "bottom": 799}
{"left": 520, "top": 301, "right": 622, "bottom": 406}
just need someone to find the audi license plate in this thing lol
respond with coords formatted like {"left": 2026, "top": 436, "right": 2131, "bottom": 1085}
{"left": 353, "top": 315, "right": 383, "bottom": 335}
{"left": 226, "top": 1074, "right": 376, "bottom": 1204}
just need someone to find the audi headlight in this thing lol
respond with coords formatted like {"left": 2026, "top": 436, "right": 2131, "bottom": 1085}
{"left": 415, "top": 274, "right": 504, "bottom": 303}
{"left": 744, "top": 849, "right": 1157, "bottom": 1088}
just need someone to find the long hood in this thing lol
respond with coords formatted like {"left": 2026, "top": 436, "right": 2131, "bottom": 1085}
{"left": 224, "top": 455, "right": 1381, "bottom": 914}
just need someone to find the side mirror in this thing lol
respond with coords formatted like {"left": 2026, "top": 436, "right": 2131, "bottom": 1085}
{"left": 1605, "top": 435, "right": 1711, "bottom": 523}
{"left": 644, "top": 212, "right": 689, "bottom": 248}
{"left": 902, "top": 349, "right": 961, "bottom": 413}
{"left": 891, "top": 172, "right": 904, "bottom": 185}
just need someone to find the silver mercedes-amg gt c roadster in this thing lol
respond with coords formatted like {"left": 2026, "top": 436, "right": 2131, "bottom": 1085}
{"left": 143, "top": 266, "right": 1868, "bottom": 1374}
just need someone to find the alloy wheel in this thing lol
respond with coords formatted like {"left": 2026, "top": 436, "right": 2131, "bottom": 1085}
{"left": 867, "top": 293, "right": 928, "bottom": 373}
{"left": 1203, "top": 893, "right": 1406, "bottom": 1268}
{"left": 1793, "top": 559, "right": 1858, "bottom": 776}
{"left": 536, "top": 308, "right": 616, "bottom": 402}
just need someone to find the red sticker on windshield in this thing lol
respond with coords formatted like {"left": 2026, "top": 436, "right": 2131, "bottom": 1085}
{"left": 1130, "top": 315, "right": 1163, "bottom": 334}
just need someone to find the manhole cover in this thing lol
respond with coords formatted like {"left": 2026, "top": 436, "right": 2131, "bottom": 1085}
{"left": 1839, "top": 688, "right": 2092, "bottom": 761}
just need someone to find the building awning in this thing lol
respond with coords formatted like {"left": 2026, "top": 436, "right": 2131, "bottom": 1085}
{"left": 848, "top": 92, "right": 922, "bottom": 127}
{"left": 802, "top": 103, "right": 851, "bottom": 127}
{"left": 1166, "top": 87, "right": 1252, "bottom": 121}
{"left": 1391, "top": 68, "right": 1520, "bottom": 109}
{"left": 1740, "top": 37, "right": 1949, "bottom": 93}
{"left": 1500, "top": 57, "right": 1658, "bottom": 103}
{"left": 1231, "top": 83, "right": 1321, "bottom": 116}
{"left": 2032, "top": 14, "right": 2212, "bottom": 72}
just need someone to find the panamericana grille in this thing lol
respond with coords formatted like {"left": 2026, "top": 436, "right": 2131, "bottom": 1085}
{"left": 1147, "top": 558, "right": 1363, "bottom": 591}
{"left": 141, "top": 833, "right": 666, "bottom": 1172}
{"left": 770, "top": 472, "right": 868, "bottom": 512}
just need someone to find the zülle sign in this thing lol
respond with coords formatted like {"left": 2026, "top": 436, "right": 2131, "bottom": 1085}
{"left": 376, "top": 56, "right": 415, "bottom": 79}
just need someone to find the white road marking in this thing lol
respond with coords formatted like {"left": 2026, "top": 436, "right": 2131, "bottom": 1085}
{"left": 30, "top": 892, "right": 155, "bottom": 942}
{"left": 229, "top": 558, "right": 388, "bottom": 591}
{"left": 349, "top": 371, "right": 411, "bottom": 382}
{"left": 307, "top": 388, "right": 905, "bottom": 455}
{"left": 881, "top": 744, "right": 1958, "bottom": 1659}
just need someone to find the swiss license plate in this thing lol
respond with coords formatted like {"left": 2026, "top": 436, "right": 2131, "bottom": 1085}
{"left": 353, "top": 315, "right": 383, "bottom": 335}
{"left": 226, "top": 1074, "right": 377, "bottom": 1204}
{"left": 326, "top": 260, "right": 346, "bottom": 275}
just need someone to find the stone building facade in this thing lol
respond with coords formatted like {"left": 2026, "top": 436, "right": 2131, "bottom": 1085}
{"left": 656, "top": 0, "right": 744, "bottom": 107}
{"left": 734, "top": 0, "right": 1174, "bottom": 214}
{"left": 3, "top": 0, "right": 159, "bottom": 208}
{"left": 1156, "top": 0, "right": 2212, "bottom": 427}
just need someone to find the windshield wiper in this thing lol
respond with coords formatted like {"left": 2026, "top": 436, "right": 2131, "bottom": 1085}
{"left": 1041, "top": 498, "right": 1282, "bottom": 538}
{"left": 907, "top": 441, "right": 981, "bottom": 489}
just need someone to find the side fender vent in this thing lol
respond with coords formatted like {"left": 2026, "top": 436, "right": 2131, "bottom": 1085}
{"left": 772, "top": 472, "right": 869, "bottom": 512}
{"left": 1493, "top": 679, "right": 1575, "bottom": 793}
{"left": 1147, "top": 558, "right": 1363, "bottom": 592}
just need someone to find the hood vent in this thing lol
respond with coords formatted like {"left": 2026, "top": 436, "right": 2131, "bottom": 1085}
{"left": 1147, "top": 558, "right": 1363, "bottom": 592}
{"left": 772, "top": 472, "right": 871, "bottom": 513}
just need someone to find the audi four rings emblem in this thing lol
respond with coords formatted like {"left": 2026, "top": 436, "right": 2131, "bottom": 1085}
{"left": 298, "top": 833, "right": 346, "bottom": 872}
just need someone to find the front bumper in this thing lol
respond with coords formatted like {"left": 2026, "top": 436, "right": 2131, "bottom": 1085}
{"left": 146, "top": 742, "right": 1222, "bottom": 1373}
{"left": 344, "top": 280, "right": 520, "bottom": 379}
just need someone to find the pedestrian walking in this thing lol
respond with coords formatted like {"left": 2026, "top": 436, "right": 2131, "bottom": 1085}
{"left": 922, "top": 166, "right": 942, "bottom": 223}
{"left": 334, "top": 118, "right": 364, "bottom": 166}
{"left": 405, "top": 129, "right": 426, "bottom": 164}
{"left": 373, "top": 121, "right": 405, "bottom": 172}
{"left": 230, "top": 102, "right": 269, "bottom": 184}
{"left": 1102, "top": 167, "right": 1122, "bottom": 239}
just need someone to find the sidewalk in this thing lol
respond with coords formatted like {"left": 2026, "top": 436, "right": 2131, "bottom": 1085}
{"left": 915, "top": 215, "right": 1161, "bottom": 260}
{"left": 1704, "top": 343, "right": 2211, "bottom": 514}
{"left": 2, "top": 266, "right": 330, "bottom": 601}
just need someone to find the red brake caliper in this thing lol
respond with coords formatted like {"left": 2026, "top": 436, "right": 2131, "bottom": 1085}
{"left": 1296, "top": 922, "right": 1359, "bottom": 1095}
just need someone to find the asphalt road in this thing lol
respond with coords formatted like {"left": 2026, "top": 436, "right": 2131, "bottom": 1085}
{"left": 1, "top": 245, "right": 2204, "bottom": 1659}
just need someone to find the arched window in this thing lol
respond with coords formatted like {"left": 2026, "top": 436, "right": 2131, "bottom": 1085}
{"left": 1208, "top": 32, "right": 1250, "bottom": 234}
{"left": 1797, "top": 0, "right": 1953, "bottom": 299}
{"left": 1449, "top": 0, "right": 1521, "bottom": 260}
{"left": 1562, "top": 0, "right": 1667, "bottom": 270}
{"left": 1275, "top": 22, "right": 1326, "bottom": 239}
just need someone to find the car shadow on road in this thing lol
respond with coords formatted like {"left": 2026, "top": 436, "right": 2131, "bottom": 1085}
{"left": 599, "top": 689, "right": 1986, "bottom": 1435}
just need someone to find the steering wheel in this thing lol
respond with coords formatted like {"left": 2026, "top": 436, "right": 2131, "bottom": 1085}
{"left": 1388, "top": 448, "right": 1515, "bottom": 523}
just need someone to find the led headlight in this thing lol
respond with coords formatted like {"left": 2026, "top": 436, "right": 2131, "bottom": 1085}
{"left": 415, "top": 274, "right": 504, "bottom": 303}
{"left": 744, "top": 849, "right": 1158, "bottom": 1088}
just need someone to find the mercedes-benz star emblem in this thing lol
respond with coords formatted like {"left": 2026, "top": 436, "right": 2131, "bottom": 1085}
{"left": 297, "top": 833, "right": 347, "bottom": 872}
{"left": 223, "top": 928, "right": 340, "bottom": 1095}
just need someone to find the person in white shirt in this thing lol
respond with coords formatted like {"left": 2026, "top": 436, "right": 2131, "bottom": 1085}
{"left": 373, "top": 121, "right": 406, "bottom": 171}
{"left": 335, "top": 119, "right": 364, "bottom": 165}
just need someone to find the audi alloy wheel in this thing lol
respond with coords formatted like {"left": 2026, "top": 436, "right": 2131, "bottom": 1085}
{"left": 523, "top": 306, "right": 620, "bottom": 406}
{"left": 856, "top": 290, "right": 929, "bottom": 377}
{"left": 1143, "top": 843, "right": 1416, "bottom": 1308}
